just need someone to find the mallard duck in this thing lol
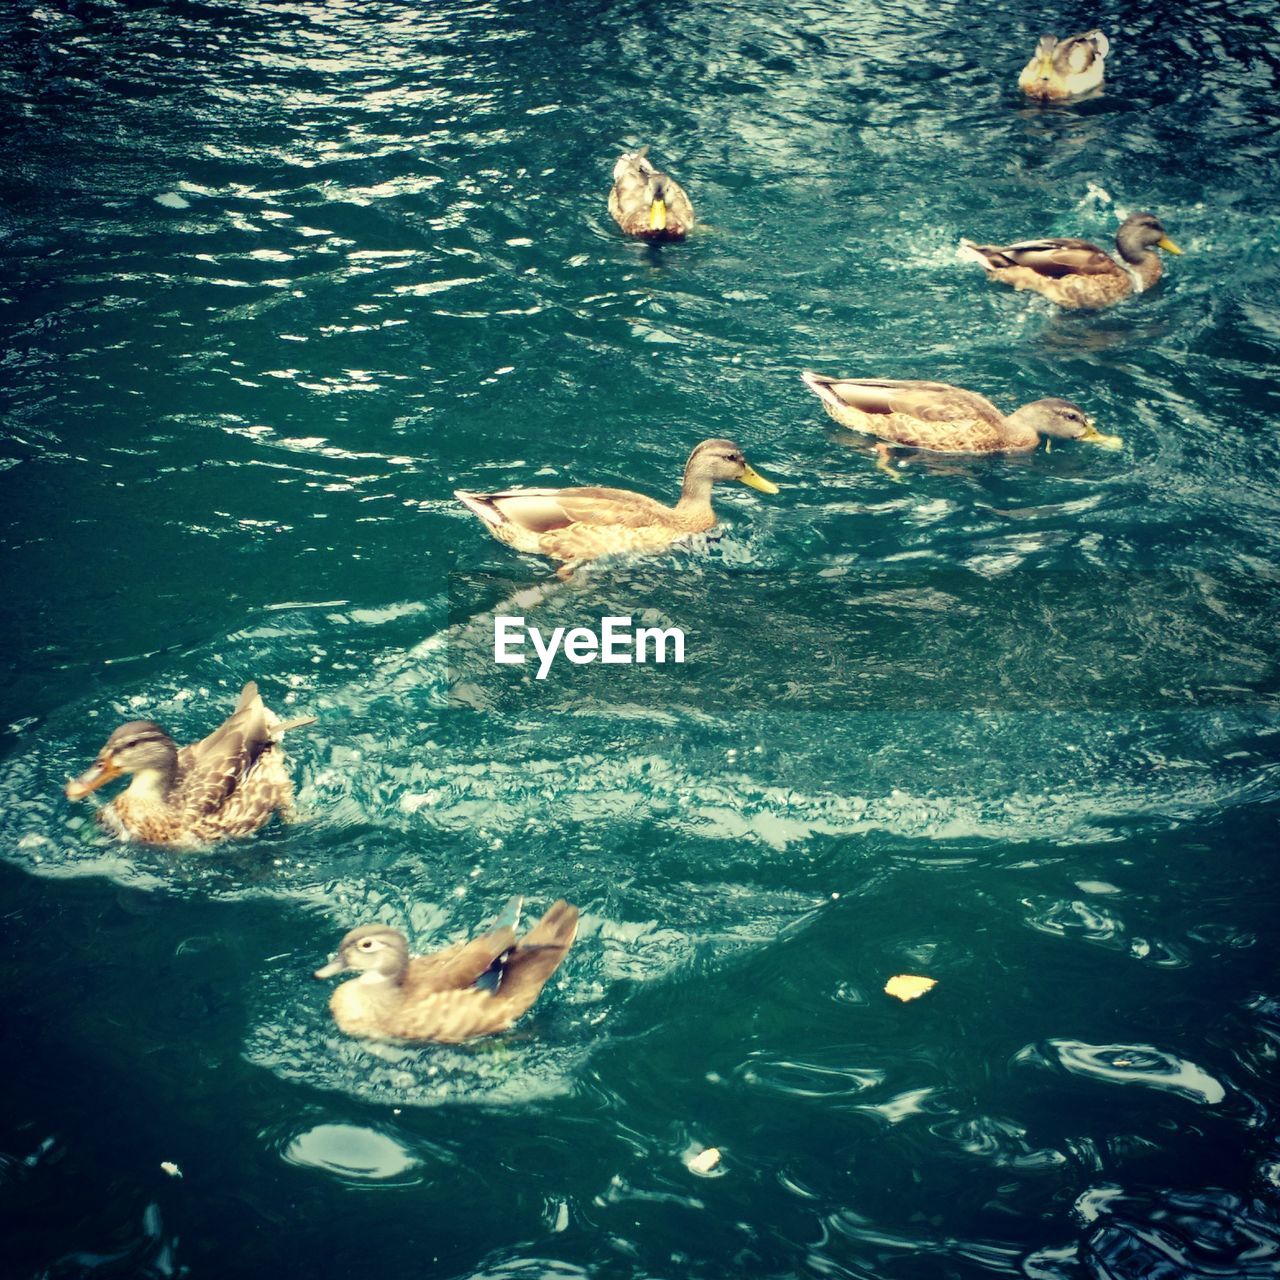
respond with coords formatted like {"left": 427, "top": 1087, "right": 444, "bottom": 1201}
{"left": 314, "top": 897, "right": 579, "bottom": 1043}
{"left": 64, "top": 681, "right": 315, "bottom": 845}
{"left": 608, "top": 146, "right": 695, "bottom": 240}
{"left": 802, "top": 372, "right": 1122, "bottom": 453}
{"left": 455, "top": 439, "right": 778, "bottom": 573}
{"left": 959, "top": 213, "right": 1182, "bottom": 309}
{"left": 1019, "top": 30, "right": 1109, "bottom": 101}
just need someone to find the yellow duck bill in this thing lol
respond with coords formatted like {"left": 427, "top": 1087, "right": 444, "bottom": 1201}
{"left": 648, "top": 197, "right": 667, "bottom": 233}
{"left": 1079, "top": 422, "right": 1124, "bottom": 450}
{"left": 738, "top": 463, "right": 779, "bottom": 494}
{"left": 1157, "top": 236, "right": 1183, "bottom": 254}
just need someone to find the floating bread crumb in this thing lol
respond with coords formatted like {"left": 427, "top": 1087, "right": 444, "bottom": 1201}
{"left": 884, "top": 974, "right": 938, "bottom": 1002}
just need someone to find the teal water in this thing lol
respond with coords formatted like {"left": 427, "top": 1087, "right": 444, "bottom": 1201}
{"left": 2, "top": 0, "right": 1279, "bottom": 1275}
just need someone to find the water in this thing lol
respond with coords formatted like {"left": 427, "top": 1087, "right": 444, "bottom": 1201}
{"left": 2, "top": 0, "right": 1279, "bottom": 1275}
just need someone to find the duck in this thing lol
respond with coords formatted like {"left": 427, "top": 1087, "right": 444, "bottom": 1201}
{"left": 1019, "top": 30, "right": 1109, "bottom": 101}
{"left": 608, "top": 146, "right": 695, "bottom": 240}
{"left": 314, "top": 897, "right": 580, "bottom": 1043}
{"left": 802, "top": 371, "right": 1122, "bottom": 453}
{"left": 454, "top": 439, "right": 778, "bottom": 574}
{"left": 959, "top": 212, "right": 1182, "bottom": 309}
{"left": 64, "top": 681, "right": 315, "bottom": 845}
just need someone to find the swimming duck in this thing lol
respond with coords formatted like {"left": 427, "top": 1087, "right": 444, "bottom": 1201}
{"left": 959, "top": 212, "right": 1182, "bottom": 309}
{"left": 314, "top": 897, "right": 580, "bottom": 1043}
{"left": 608, "top": 146, "right": 695, "bottom": 240}
{"left": 64, "top": 681, "right": 315, "bottom": 845}
{"left": 455, "top": 439, "right": 778, "bottom": 574}
{"left": 802, "top": 372, "right": 1122, "bottom": 453}
{"left": 1019, "top": 30, "right": 1109, "bottom": 101}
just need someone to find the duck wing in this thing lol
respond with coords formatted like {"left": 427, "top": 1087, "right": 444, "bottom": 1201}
{"left": 405, "top": 896, "right": 524, "bottom": 994}
{"left": 174, "top": 685, "right": 276, "bottom": 818}
{"left": 466, "top": 486, "right": 673, "bottom": 533}
{"left": 661, "top": 176, "right": 695, "bottom": 227}
{"left": 389, "top": 901, "right": 578, "bottom": 1041}
{"left": 990, "top": 238, "right": 1117, "bottom": 278}
{"left": 609, "top": 147, "right": 658, "bottom": 219}
{"left": 175, "top": 681, "right": 259, "bottom": 771}
{"left": 492, "top": 899, "right": 579, "bottom": 1015}
{"left": 808, "top": 376, "right": 1004, "bottom": 426}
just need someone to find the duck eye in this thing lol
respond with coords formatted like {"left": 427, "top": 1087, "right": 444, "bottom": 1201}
{"left": 358, "top": 939, "right": 375, "bottom": 950}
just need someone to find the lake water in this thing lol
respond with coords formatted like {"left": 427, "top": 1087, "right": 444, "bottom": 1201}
{"left": 2, "top": 0, "right": 1279, "bottom": 1276}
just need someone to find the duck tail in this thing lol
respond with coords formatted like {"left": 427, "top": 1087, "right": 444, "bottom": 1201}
{"left": 454, "top": 490, "right": 507, "bottom": 529}
{"left": 235, "top": 681, "right": 314, "bottom": 736}
{"left": 274, "top": 714, "right": 317, "bottom": 735}
{"left": 957, "top": 239, "right": 1008, "bottom": 270}
{"left": 496, "top": 900, "right": 579, "bottom": 1015}
{"left": 800, "top": 370, "right": 846, "bottom": 412}
{"left": 489, "top": 894, "right": 524, "bottom": 934}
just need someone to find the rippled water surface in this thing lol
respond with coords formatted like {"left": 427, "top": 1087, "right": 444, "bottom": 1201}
{"left": 2, "top": 0, "right": 1279, "bottom": 1275}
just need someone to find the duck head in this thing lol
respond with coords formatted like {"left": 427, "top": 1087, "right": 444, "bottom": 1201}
{"left": 1115, "top": 212, "right": 1182, "bottom": 263}
{"left": 314, "top": 925, "right": 410, "bottom": 983}
{"left": 683, "top": 439, "right": 780, "bottom": 495}
{"left": 65, "top": 720, "right": 178, "bottom": 800}
{"left": 1020, "top": 399, "right": 1123, "bottom": 450}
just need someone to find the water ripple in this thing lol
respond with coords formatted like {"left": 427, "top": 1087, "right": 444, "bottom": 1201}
{"left": 1018, "top": 1039, "right": 1228, "bottom": 1106}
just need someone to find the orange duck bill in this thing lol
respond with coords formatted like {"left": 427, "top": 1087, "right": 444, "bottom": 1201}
{"left": 65, "top": 756, "right": 122, "bottom": 801}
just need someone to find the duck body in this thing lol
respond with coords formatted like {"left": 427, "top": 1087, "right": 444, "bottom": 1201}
{"left": 65, "top": 681, "right": 315, "bottom": 845}
{"left": 315, "top": 897, "right": 580, "bottom": 1044}
{"left": 802, "top": 372, "right": 1121, "bottom": 453}
{"left": 455, "top": 439, "right": 777, "bottom": 572}
{"left": 1019, "top": 30, "right": 1109, "bottom": 101}
{"left": 959, "top": 212, "right": 1182, "bottom": 310}
{"left": 608, "top": 146, "right": 695, "bottom": 240}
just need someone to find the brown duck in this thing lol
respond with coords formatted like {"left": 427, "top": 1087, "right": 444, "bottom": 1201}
{"left": 64, "top": 681, "right": 315, "bottom": 845}
{"left": 608, "top": 146, "right": 695, "bottom": 240}
{"left": 314, "top": 897, "right": 580, "bottom": 1043}
{"left": 959, "top": 212, "right": 1182, "bottom": 310}
{"left": 802, "top": 372, "right": 1122, "bottom": 453}
{"left": 454, "top": 438, "right": 778, "bottom": 575}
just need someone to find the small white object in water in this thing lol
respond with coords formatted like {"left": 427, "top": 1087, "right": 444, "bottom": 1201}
{"left": 154, "top": 192, "right": 190, "bottom": 210}
{"left": 687, "top": 1147, "right": 721, "bottom": 1175}
{"left": 160, "top": 1161, "right": 182, "bottom": 1178}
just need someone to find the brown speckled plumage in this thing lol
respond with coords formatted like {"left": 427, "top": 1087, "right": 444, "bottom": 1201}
{"left": 315, "top": 898, "right": 580, "bottom": 1044}
{"left": 959, "top": 212, "right": 1181, "bottom": 310}
{"left": 65, "top": 681, "right": 315, "bottom": 846}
